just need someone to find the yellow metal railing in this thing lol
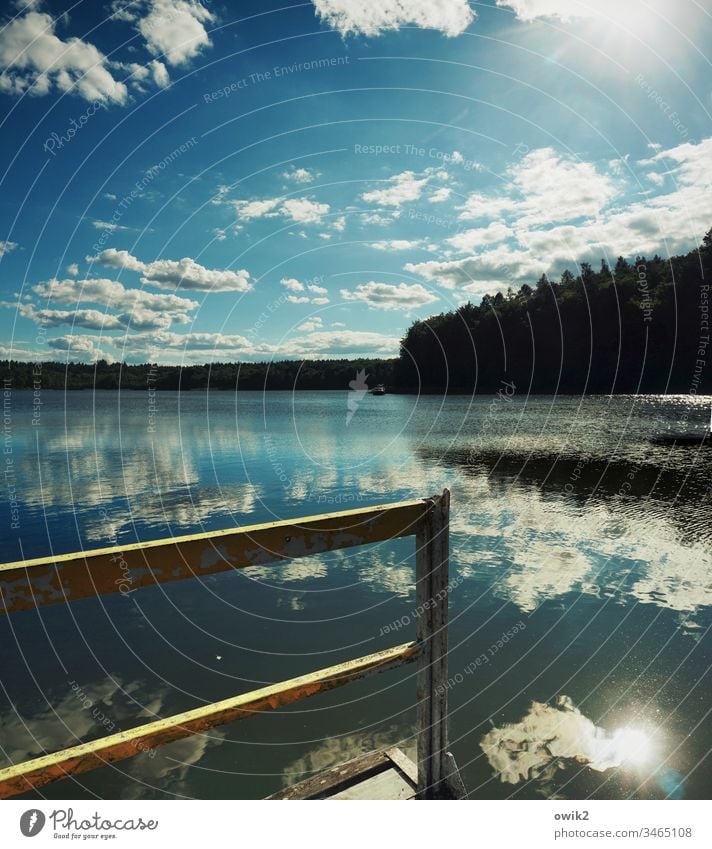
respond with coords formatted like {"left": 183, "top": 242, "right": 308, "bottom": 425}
{"left": 0, "top": 489, "right": 452, "bottom": 799}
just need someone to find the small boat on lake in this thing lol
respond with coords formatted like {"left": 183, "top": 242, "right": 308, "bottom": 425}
{"left": 371, "top": 384, "right": 386, "bottom": 395}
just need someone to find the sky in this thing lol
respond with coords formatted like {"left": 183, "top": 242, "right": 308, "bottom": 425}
{"left": 0, "top": 0, "right": 711, "bottom": 364}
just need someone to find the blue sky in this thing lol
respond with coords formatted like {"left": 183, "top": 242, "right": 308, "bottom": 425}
{"left": 1, "top": 0, "right": 711, "bottom": 364}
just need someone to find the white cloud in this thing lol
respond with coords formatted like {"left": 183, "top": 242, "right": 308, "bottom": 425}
{"left": 447, "top": 222, "right": 513, "bottom": 253}
{"left": 149, "top": 59, "right": 170, "bottom": 88}
{"left": 283, "top": 167, "right": 315, "bottom": 183}
{"left": 89, "top": 248, "right": 252, "bottom": 292}
{"left": 47, "top": 335, "right": 113, "bottom": 362}
{"left": 91, "top": 219, "right": 131, "bottom": 232}
{"left": 332, "top": 215, "right": 346, "bottom": 232}
{"left": 410, "top": 137, "right": 712, "bottom": 296}
{"left": 282, "top": 329, "right": 399, "bottom": 357}
{"left": 297, "top": 316, "right": 323, "bottom": 332}
{"left": 361, "top": 170, "right": 430, "bottom": 207}
{"left": 0, "top": 240, "right": 18, "bottom": 256}
{"left": 406, "top": 246, "right": 545, "bottom": 292}
{"left": 132, "top": 0, "right": 215, "bottom": 66}
{"left": 282, "top": 278, "right": 330, "bottom": 304}
{"left": 340, "top": 281, "right": 438, "bottom": 310}
{"left": 429, "top": 186, "right": 452, "bottom": 203}
{"left": 360, "top": 212, "right": 401, "bottom": 227}
{"left": 0, "top": 11, "right": 128, "bottom": 103}
{"left": 233, "top": 197, "right": 283, "bottom": 220}
{"left": 66, "top": 263, "right": 79, "bottom": 276}
{"left": 312, "top": 0, "right": 475, "bottom": 37}
{"left": 370, "top": 239, "right": 423, "bottom": 251}
{"left": 233, "top": 196, "right": 330, "bottom": 225}
{"left": 281, "top": 198, "right": 330, "bottom": 224}
{"left": 33, "top": 276, "right": 198, "bottom": 314}
{"left": 15, "top": 302, "right": 183, "bottom": 331}
{"left": 281, "top": 278, "right": 304, "bottom": 292}
{"left": 496, "top": 0, "right": 635, "bottom": 22}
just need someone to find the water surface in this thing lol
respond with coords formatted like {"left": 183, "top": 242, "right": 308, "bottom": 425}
{"left": 1, "top": 390, "right": 710, "bottom": 799}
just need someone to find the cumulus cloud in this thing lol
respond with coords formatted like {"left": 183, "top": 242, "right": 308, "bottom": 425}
{"left": 340, "top": 281, "right": 438, "bottom": 310}
{"left": 429, "top": 186, "right": 452, "bottom": 203}
{"left": 283, "top": 166, "right": 316, "bottom": 183}
{"left": 297, "top": 316, "right": 323, "bottom": 332}
{"left": 409, "top": 137, "right": 712, "bottom": 297}
{"left": 33, "top": 276, "right": 198, "bottom": 314}
{"left": 0, "top": 10, "right": 128, "bottom": 103}
{"left": 447, "top": 222, "right": 514, "bottom": 253}
{"left": 89, "top": 248, "right": 252, "bottom": 292}
{"left": 116, "top": 0, "right": 215, "bottom": 66}
{"left": 280, "top": 278, "right": 304, "bottom": 292}
{"left": 361, "top": 170, "right": 432, "bottom": 207}
{"left": 281, "top": 278, "right": 330, "bottom": 304}
{"left": 47, "top": 334, "right": 113, "bottom": 362}
{"left": 370, "top": 239, "right": 423, "bottom": 251}
{"left": 281, "top": 198, "right": 330, "bottom": 224}
{"left": 282, "top": 329, "right": 399, "bottom": 357}
{"left": 457, "top": 148, "right": 616, "bottom": 228}
{"left": 16, "top": 303, "right": 123, "bottom": 330}
{"left": 0, "top": 240, "right": 18, "bottom": 256}
{"left": 233, "top": 196, "right": 330, "bottom": 225}
{"left": 312, "top": 0, "right": 475, "bottom": 37}
{"left": 149, "top": 59, "right": 170, "bottom": 87}
{"left": 406, "top": 246, "right": 545, "bottom": 292}
{"left": 496, "top": 0, "right": 631, "bottom": 22}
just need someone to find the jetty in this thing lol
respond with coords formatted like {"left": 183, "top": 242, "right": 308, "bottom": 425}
{"left": 0, "top": 490, "right": 464, "bottom": 800}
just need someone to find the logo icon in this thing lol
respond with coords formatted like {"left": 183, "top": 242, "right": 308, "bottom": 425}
{"left": 20, "top": 810, "right": 45, "bottom": 837}
{"left": 346, "top": 369, "right": 369, "bottom": 426}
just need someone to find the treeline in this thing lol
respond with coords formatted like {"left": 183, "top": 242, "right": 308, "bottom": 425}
{"left": 395, "top": 232, "right": 712, "bottom": 394}
{"left": 2, "top": 233, "right": 710, "bottom": 394}
{"left": 0, "top": 358, "right": 397, "bottom": 391}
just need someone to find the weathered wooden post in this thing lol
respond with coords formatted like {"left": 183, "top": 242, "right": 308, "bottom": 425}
{"left": 415, "top": 488, "right": 451, "bottom": 798}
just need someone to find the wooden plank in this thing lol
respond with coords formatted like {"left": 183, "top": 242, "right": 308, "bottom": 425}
{"left": 0, "top": 642, "right": 420, "bottom": 799}
{"left": 0, "top": 499, "right": 427, "bottom": 614}
{"left": 328, "top": 766, "right": 415, "bottom": 800}
{"left": 385, "top": 747, "right": 418, "bottom": 785}
{"left": 416, "top": 489, "right": 450, "bottom": 799}
{"left": 268, "top": 751, "right": 390, "bottom": 800}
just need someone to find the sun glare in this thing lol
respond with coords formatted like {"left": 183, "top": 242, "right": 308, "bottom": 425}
{"left": 610, "top": 727, "right": 655, "bottom": 767}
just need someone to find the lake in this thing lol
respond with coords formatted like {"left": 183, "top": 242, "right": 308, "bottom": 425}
{"left": 1, "top": 389, "right": 711, "bottom": 800}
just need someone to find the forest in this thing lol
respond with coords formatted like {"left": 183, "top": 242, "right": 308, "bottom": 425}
{"left": 2, "top": 233, "right": 710, "bottom": 394}
{"left": 395, "top": 231, "right": 711, "bottom": 394}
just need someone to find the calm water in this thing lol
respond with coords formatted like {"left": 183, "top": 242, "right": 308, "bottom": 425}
{"left": 1, "top": 390, "right": 711, "bottom": 800}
